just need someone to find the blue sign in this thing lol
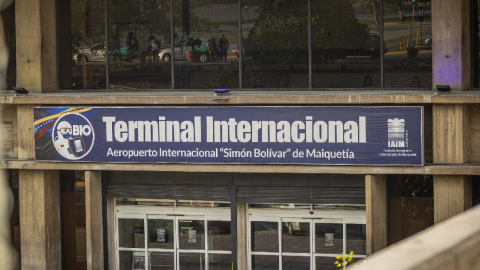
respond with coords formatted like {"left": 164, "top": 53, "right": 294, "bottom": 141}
{"left": 34, "top": 107, "right": 423, "bottom": 165}
{"left": 418, "top": 7, "right": 425, "bottom": 22}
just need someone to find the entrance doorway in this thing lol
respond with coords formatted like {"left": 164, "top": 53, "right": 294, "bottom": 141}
{"left": 248, "top": 207, "right": 366, "bottom": 270}
{"left": 115, "top": 205, "right": 232, "bottom": 270}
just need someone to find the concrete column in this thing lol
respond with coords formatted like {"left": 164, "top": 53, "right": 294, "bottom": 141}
{"left": 432, "top": 0, "right": 471, "bottom": 90}
{"left": 366, "top": 175, "right": 387, "bottom": 255}
{"left": 85, "top": 171, "right": 104, "bottom": 270}
{"left": 237, "top": 203, "right": 247, "bottom": 269}
{"left": 434, "top": 175, "right": 472, "bottom": 224}
{"left": 16, "top": 0, "right": 57, "bottom": 92}
{"left": 19, "top": 170, "right": 61, "bottom": 270}
{"left": 17, "top": 105, "right": 35, "bottom": 159}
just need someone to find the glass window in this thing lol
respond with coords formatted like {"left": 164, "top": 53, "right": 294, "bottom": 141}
{"left": 107, "top": 0, "right": 172, "bottom": 89}
{"left": 118, "top": 218, "right": 145, "bottom": 248}
{"left": 178, "top": 219, "right": 205, "bottom": 250}
{"left": 208, "top": 254, "right": 232, "bottom": 270}
{"left": 282, "top": 222, "right": 310, "bottom": 253}
{"left": 388, "top": 174, "right": 434, "bottom": 245}
{"left": 148, "top": 219, "right": 174, "bottom": 249}
{"left": 2, "top": 3, "right": 15, "bottom": 90}
{"left": 383, "top": 1, "right": 432, "bottom": 88}
{"left": 283, "top": 256, "right": 310, "bottom": 270}
{"left": 178, "top": 253, "right": 205, "bottom": 270}
{"left": 311, "top": 0, "right": 381, "bottom": 88}
{"left": 63, "top": 0, "right": 107, "bottom": 89}
{"left": 346, "top": 224, "right": 366, "bottom": 255}
{"left": 315, "top": 223, "right": 343, "bottom": 254}
{"left": 251, "top": 221, "right": 279, "bottom": 252}
{"left": 252, "top": 255, "right": 279, "bottom": 270}
{"left": 173, "top": 0, "right": 239, "bottom": 89}
{"left": 120, "top": 251, "right": 146, "bottom": 270}
{"left": 241, "top": 0, "right": 309, "bottom": 89}
{"left": 208, "top": 221, "right": 231, "bottom": 251}
{"left": 315, "top": 257, "right": 338, "bottom": 270}
{"left": 150, "top": 252, "right": 174, "bottom": 270}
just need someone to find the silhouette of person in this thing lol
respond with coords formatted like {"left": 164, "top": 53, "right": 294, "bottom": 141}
{"left": 412, "top": 76, "right": 421, "bottom": 87}
{"left": 363, "top": 75, "right": 374, "bottom": 87}
{"left": 219, "top": 34, "right": 229, "bottom": 62}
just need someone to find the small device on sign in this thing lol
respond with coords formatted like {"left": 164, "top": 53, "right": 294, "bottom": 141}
{"left": 12, "top": 87, "right": 29, "bottom": 95}
{"left": 214, "top": 89, "right": 230, "bottom": 96}
{"left": 436, "top": 85, "right": 451, "bottom": 93}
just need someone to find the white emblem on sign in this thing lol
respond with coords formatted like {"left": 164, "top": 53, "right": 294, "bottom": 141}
{"left": 325, "top": 233, "right": 334, "bottom": 246}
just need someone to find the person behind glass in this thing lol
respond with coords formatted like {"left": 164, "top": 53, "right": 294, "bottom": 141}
{"left": 363, "top": 75, "right": 374, "bottom": 87}
{"left": 412, "top": 76, "right": 421, "bottom": 88}
{"left": 219, "top": 34, "right": 229, "bottom": 62}
{"left": 207, "top": 37, "right": 216, "bottom": 61}
{"left": 148, "top": 35, "right": 160, "bottom": 63}
{"left": 126, "top": 32, "right": 139, "bottom": 61}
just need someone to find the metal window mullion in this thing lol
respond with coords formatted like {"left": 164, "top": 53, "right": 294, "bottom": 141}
{"left": 175, "top": 216, "right": 179, "bottom": 269}
{"left": 311, "top": 220, "right": 315, "bottom": 270}
{"left": 105, "top": 0, "right": 110, "bottom": 89}
{"left": 144, "top": 214, "right": 149, "bottom": 270}
{"left": 308, "top": 0, "right": 312, "bottom": 90}
{"left": 278, "top": 219, "right": 282, "bottom": 270}
{"left": 247, "top": 218, "right": 251, "bottom": 270}
{"left": 380, "top": 0, "right": 384, "bottom": 88}
{"left": 170, "top": 0, "right": 175, "bottom": 90}
{"left": 115, "top": 213, "right": 119, "bottom": 270}
{"left": 206, "top": 250, "right": 232, "bottom": 255}
{"left": 343, "top": 222, "right": 346, "bottom": 264}
{"left": 205, "top": 216, "right": 209, "bottom": 270}
{"left": 238, "top": 0, "right": 242, "bottom": 89}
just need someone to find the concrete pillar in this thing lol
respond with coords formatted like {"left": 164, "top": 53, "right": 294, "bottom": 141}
{"left": 16, "top": 0, "right": 57, "bottom": 92}
{"left": 434, "top": 176, "right": 472, "bottom": 224}
{"left": 19, "top": 170, "right": 61, "bottom": 270}
{"left": 433, "top": 104, "right": 472, "bottom": 222}
{"left": 237, "top": 203, "right": 247, "bottom": 269}
{"left": 432, "top": 0, "right": 471, "bottom": 90}
{"left": 85, "top": 171, "right": 104, "bottom": 270}
{"left": 17, "top": 105, "right": 35, "bottom": 159}
{"left": 366, "top": 175, "right": 387, "bottom": 255}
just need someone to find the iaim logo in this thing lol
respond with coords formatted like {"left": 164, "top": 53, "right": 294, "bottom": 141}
{"left": 52, "top": 113, "right": 95, "bottom": 160}
{"left": 388, "top": 118, "right": 405, "bottom": 148}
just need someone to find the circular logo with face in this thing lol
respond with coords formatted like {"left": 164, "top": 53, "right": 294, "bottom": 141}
{"left": 52, "top": 113, "right": 95, "bottom": 160}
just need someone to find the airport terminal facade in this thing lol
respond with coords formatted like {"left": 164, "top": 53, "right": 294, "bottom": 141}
{"left": 1, "top": 0, "right": 480, "bottom": 270}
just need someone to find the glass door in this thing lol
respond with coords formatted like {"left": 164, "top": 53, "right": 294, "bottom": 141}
{"left": 116, "top": 213, "right": 232, "bottom": 270}
{"left": 248, "top": 216, "right": 366, "bottom": 270}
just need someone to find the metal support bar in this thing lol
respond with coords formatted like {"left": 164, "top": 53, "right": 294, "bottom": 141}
{"left": 105, "top": 0, "right": 110, "bottom": 89}
{"left": 380, "top": 0, "right": 384, "bottom": 88}
{"left": 238, "top": 0, "right": 243, "bottom": 89}
{"left": 308, "top": 0, "right": 312, "bottom": 90}
{"left": 231, "top": 186, "right": 238, "bottom": 270}
{"left": 170, "top": 0, "right": 175, "bottom": 90}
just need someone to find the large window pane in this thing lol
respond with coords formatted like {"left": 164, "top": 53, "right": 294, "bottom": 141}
{"left": 120, "top": 251, "right": 146, "bottom": 270}
{"left": 179, "top": 253, "right": 205, "bottom": 270}
{"left": 241, "top": 0, "right": 309, "bottom": 88}
{"left": 148, "top": 219, "right": 174, "bottom": 249}
{"left": 173, "top": 0, "right": 239, "bottom": 89}
{"left": 312, "top": 0, "right": 381, "bottom": 88}
{"left": 252, "top": 255, "right": 279, "bottom": 270}
{"left": 383, "top": 2, "right": 431, "bottom": 88}
{"left": 178, "top": 219, "right": 205, "bottom": 250}
{"left": 66, "top": 0, "right": 107, "bottom": 89}
{"left": 388, "top": 175, "right": 434, "bottom": 245}
{"left": 282, "top": 222, "right": 310, "bottom": 253}
{"left": 209, "top": 254, "right": 232, "bottom": 270}
{"left": 150, "top": 252, "right": 174, "bottom": 270}
{"left": 118, "top": 218, "right": 145, "bottom": 248}
{"left": 208, "top": 221, "right": 231, "bottom": 251}
{"left": 315, "top": 223, "right": 343, "bottom": 254}
{"left": 282, "top": 256, "right": 310, "bottom": 270}
{"left": 251, "top": 221, "right": 279, "bottom": 252}
{"left": 346, "top": 224, "right": 366, "bottom": 255}
{"left": 108, "top": 0, "right": 172, "bottom": 89}
{"left": 315, "top": 257, "right": 340, "bottom": 270}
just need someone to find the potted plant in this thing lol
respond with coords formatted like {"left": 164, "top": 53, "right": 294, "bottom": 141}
{"left": 184, "top": 37, "right": 203, "bottom": 63}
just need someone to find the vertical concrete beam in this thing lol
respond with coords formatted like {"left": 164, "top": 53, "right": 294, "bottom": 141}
{"left": 19, "top": 170, "right": 61, "bottom": 270}
{"left": 434, "top": 175, "right": 472, "bottom": 224}
{"left": 85, "top": 171, "right": 104, "bottom": 270}
{"left": 16, "top": 0, "right": 57, "bottom": 92}
{"left": 432, "top": 0, "right": 471, "bottom": 90}
{"left": 237, "top": 203, "right": 247, "bottom": 269}
{"left": 433, "top": 104, "right": 470, "bottom": 163}
{"left": 366, "top": 175, "right": 387, "bottom": 255}
{"left": 17, "top": 105, "right": 35, "bottom": 159}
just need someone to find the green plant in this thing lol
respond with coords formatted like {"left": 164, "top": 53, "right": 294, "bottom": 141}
{"left": 185, "top": 37, "right": 203, "bottom": 51}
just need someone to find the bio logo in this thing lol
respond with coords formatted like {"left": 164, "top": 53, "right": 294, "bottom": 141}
{"left": 52, "top": 113, "right": 95, "bottom": 160}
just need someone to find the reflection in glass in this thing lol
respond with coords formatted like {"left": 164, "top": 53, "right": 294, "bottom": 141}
{"left": 68, "top": 0, "right": 107, "bottom": 90}
{"left": 282, "top": 222, "right": 310, "bottom": 253}
{"left": 252, "top": 255, "right": 279, "bottom": 270}
{"left": 149, "top": 219, "right": 174, "bottom": 249}
{"left": 282, "top": 256, "right": 310, "bottom": 270}
{"left": 209, "top": 254, "right": 232, "bottom": 270}
{"left": 178, "top": 253, "right": 205, "bottom": 270}
{"left": 311, "top": 0, "right": 380, "bottom": 88}
{"left": 177, "top": 201, "right": 230, "bottom": 207}
{"left": 208, "top": 221, "right": 231, "bottom": 251}
{"left": 346, "top": 224, "right": 366, "bottom": 255}
{"left": 242, "top": 0, "right": 309, "bottom": 88}
{"left": 173, "top": 0, "right": 239, "bottom": 89}
{"left": 120, "top": 251, "right": 146, "bottom": 270}
{"left": 118, "top": 219, "right": 145, "bottom": 248}
{"left": 315, "top": 256, "right": 339, "bottom": 270}
{"left": 116, "top": 198, "right": 175, "bottom": 206}
{"left": 315, "top": 223, "right": 343, "bottom": 254}
{"left": 178, "top": 220, "right": 205, "bottom": 250}
{"left": 108, "top": 0, "right": 172, "bottom": 89}
{"left": 383, "top": 2, "right": 432, "bottom": 88}
{"left": 251, "top": 221, "right": 279, "bottom": 252}
{"left": 150, "top": 252, "right": 174, "bottom": 270}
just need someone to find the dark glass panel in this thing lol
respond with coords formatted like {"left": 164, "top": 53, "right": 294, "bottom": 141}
{"left": 346, "top": 224, "right": 366, "bottom": 255}
{"left": 178, "top": 253, "right": 205, "bottom": 270}
{"left": 282, "top": 222, "right": 310, "bottom": 253}
{"left": 252, "top": 255, "right": 279, "bottom": 270}
{"left": 208, "top": 221, "right": 232, "bottom": 251}
{"left": 118, "top": 218, "right": 145, "bottom": 248}
{"left": 251, "top": 221, "right": 279, "bottom": 252}
{"left": 150, "top": 252, "right": 175, "bottom": 270}
{"left": 178, "top": 219, "right": 205, "bottom": 250}
{"left": 315, "top": 223, "right": 343, "bottom": 254}
{"left": 282, "top": 256, "right": 310, "bottom": 270}
{"left": 208, "top": 254, "right": 232, "bottom": 270}
{"left": 148, "top": 219, "right": 174, "bottom": 249}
